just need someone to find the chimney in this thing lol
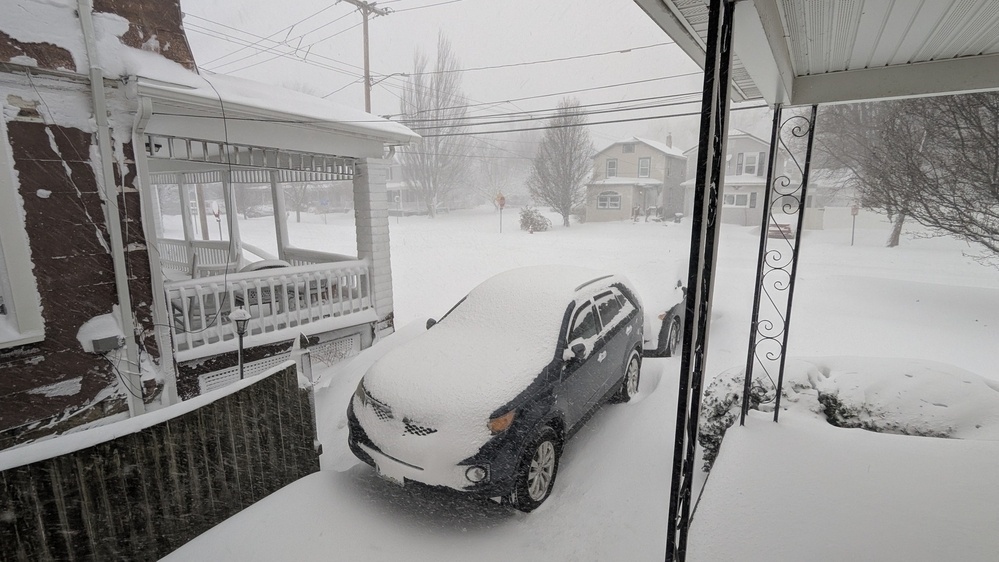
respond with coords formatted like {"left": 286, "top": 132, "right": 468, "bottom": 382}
{"left": 666, "top": 133, "right": 673, "bottom": 148}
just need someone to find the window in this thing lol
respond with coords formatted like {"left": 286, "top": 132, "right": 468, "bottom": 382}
{"left": 0, "top": 119, "right": 45, "bottom": 348}
{"left": 638, "top": 157, "right": 651, "bottom": 178}
{"left": 622, "top": 143, "right": 635, "bottom": 153}
{"left": 568, "top": 302, "right": 599, "bottom": 342}
{"left": 743, "top": 153, "right": 758, "bottom": 175}
{"left": 750, "top": 192, "right": 758, "bottom": 208}
{"left": 606, "top": 159, "right": 618, "bottom": 178}
{"left": 736, "top": 153, "right": 744, "bottom": 175}
{"left": 594, "top": 291, "right": 623, "bottom": 328}
{"left": 723, "top": 193, "right": 749, "bottom": 207}
{"left": 597, "top": 191, "right": 622, "bottom": 209}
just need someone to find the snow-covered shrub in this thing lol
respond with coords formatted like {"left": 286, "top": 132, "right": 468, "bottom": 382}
{"left": 571, "top": 205, "right": 586, "bottom": 224}
{"left": 698, "top": 358, "right": 999, "bottom": 472}
{"left": 520, "top": 206, "right": 552, "bottom": 232}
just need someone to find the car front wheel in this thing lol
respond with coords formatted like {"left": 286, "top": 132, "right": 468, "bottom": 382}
{"left": 510, "top": 425, "right": 560, "bottom": 512}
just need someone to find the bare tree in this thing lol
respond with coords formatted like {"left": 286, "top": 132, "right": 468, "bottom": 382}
{"left": 527, "top": 98, "right": 593, "bottom": 227}
{"left": 817, "top": 93, "right": 999, "bottom": 259}
{"left": 398, "top": 34, "right": 473, "bottom": 218}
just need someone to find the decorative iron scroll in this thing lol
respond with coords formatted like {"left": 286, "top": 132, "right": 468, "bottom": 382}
{"left": 741, "top": 104, "right": 818, "bottom": 424}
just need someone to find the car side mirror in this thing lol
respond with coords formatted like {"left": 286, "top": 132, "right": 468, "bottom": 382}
{"left": 426, "top": 318, "right": 437, "bottom": 330}
{"left": 562, "top": 342, "right": 586, "bottom": 362}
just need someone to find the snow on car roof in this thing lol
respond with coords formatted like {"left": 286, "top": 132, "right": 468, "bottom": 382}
{"left": 363, "top": 265, "right": 618, "bottom": 423}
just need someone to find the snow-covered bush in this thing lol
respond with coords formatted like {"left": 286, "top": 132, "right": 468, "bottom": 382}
{"left": 520, "top": 206, "right": 552, "bottom": 232}
{"left": 698, "top": 357, "right": 999, "bottom": 472}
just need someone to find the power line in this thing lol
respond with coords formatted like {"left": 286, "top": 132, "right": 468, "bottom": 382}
{"left": 416, "top": 104, "right": 770, "bottom": 138}
{"left": 392, "top": 0, "right": 466, "bottom": 13}
{"left": 187, "top": 6, "right": 341, "bottom": 67}
{"left": 399, "top": 72, "right": 704, "bottom": 117}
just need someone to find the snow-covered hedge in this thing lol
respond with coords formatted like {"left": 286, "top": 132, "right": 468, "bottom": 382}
{"left": 698, "top": 357, "right": 999, "bottom": 471}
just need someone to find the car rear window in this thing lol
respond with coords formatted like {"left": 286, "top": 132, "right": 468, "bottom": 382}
{"left": 595, "top": 291, "right": 623, "bottom": 326}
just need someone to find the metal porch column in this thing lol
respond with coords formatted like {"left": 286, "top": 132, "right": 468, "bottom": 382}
{"left": 740, "top": 105, "right": 818, "bottom": 424}
{"left": 666, "top": 0, "right": 736, "bottom": 559}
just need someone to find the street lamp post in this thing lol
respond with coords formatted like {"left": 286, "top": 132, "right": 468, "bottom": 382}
{"left": 230, "top": 307, "right": 251, "bottom": 379}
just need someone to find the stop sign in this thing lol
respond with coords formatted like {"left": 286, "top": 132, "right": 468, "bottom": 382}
{"left": 851, "top": 204, "right": 859, "bottom": 216}
{"left": 496, "top": 194, "right": 506, "bottom": 209}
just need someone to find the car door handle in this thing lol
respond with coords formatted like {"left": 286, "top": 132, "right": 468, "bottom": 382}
{"left": 626, "top": 326, "right": 633, "bottom": 336}
{"left": 598, "top": 350, "right": 607, "bottom": 362}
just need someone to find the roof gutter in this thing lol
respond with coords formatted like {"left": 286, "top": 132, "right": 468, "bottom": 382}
{"left": 78, "top": 0, "right": 145, "bottom": 416}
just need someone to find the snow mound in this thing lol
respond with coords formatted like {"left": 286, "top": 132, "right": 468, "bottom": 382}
{"left": 699, "top": 357, "right": 999, "bottom": 470}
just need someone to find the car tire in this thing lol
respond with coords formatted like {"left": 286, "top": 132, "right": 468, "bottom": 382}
{"left": 509, "top": 425, "right": 560, "bottom": 513}
{"left": 614, "top": 349, "right": 642, "bottom": 403}
{"left": 660, "top": 316, "right": 681, "bottom": 357}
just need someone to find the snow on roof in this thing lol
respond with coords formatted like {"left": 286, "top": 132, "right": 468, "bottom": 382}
{"left": 597, "top": 137, "right": 686, "bottom": 158}
{"left": 137, "top": 72, "right": 419, "bottom": 145}
{"left": 0, "top": 1, "right": 417, "bottom": 145}
{"left": 363, "top": 265, "right": 614, "bottom": 425}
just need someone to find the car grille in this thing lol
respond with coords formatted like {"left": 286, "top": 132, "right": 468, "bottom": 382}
{"left": 403, "top": 420, "right": 437, "bottom": 436}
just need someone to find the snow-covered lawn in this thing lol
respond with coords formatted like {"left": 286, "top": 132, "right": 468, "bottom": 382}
{"left": 165, "top": 206, "right": 999, "bottom": 561}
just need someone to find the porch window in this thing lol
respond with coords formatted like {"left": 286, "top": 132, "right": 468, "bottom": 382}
{"left": 639, "top": 157, "right": 651, "bottom": 178}
{"left": 597, "top": 191, "right": 622, "bottom": 209}
{"left": 606, "top": 159, "right": 618, "bottom": 178}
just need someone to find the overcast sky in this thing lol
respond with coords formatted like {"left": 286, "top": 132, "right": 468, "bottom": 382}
{"left": 180, "top": 0, "right": 772, "bottom": 152}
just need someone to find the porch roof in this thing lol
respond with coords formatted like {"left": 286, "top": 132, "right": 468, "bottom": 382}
{"left": 589, "top": 177, "right": 663, "bottom": 188}
{"left": 134, "top": 71, "right": 419, "bottom": 159}
{"left": 634, "top": 0, "right": 999, "bottom": 105}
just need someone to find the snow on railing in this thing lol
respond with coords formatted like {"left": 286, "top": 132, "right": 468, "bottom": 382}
{"left": 157, "top": 238, "right": 190, "bottom": 272}
{"left": 283, "top": 246, "right": 358, "bottom": 266}
{"left": 165, "top": 259, "right": 372, "bottom": 358}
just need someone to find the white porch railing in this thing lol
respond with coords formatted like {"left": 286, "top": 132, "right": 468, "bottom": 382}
{"left": 166, "top": 259, "right": 372, "bottom": 358}
{"left": 157, "top": 238, "right": 241, "bottom": 277}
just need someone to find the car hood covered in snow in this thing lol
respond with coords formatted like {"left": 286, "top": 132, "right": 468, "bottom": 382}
{"left": 363, "top": 265, "right": 613, "bottom": 427}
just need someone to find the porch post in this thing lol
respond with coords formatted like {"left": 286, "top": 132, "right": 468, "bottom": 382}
{"left": 270, "top": 169, "right": 289, "bottom": 260}
{"left": 666, "top": 0, "right": 736, "bottom": 560}
{"left": 352, "top": 158, "right": 394, "bottom": 337}
{"left": 177, "top": 172, "right": 194, "bottom": 244}
{"left": 223, "top": 170, "right": 242, "bottom": 259}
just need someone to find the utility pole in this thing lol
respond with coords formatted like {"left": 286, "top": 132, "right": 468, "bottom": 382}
{"left": 341, "top": 0, "right": 390, "bottom": 113}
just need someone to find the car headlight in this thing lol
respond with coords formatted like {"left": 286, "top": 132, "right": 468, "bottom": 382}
{"left": 488, "top": 410, "right": 516, "bottom": 434}
{"left": 353, "top": 380, "right": 368, "bottom": 407}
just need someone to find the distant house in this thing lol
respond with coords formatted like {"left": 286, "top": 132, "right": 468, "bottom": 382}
{"left": 682, "top": 130, "right": 847, "bottom": 230}
{"left": 0, "top": 0, "right": 418, "bottom": 448}
{"left": 585, "top": 136, "right": 687, "bottom": 222}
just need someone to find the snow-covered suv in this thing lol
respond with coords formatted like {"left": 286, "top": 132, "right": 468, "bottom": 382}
{"left": 347, "top": 265, "right": 644, "bottom": 512}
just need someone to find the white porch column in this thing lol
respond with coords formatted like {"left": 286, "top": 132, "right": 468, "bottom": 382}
{"left": 352, "top": 158, "right": 393, "bottom": 336}
{"left": 270, "top": 170, "right": 289, "bottom": 260}
{"left": 176, "top": 172, "right": 194, "bottom": 244}
{"left": 223, "top": 170, "right": 242, "bottom": 259}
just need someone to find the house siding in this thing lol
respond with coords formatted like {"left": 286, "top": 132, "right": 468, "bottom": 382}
{"left": 0, "top": 0, "right": 193, "bottom": 445}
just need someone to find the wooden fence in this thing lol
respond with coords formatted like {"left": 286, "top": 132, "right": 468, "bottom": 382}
{"left": 0, "top": 362, "right": 319, "bottom": 561}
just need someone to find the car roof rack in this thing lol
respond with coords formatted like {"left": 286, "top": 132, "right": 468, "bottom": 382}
{"left": 574, "top": 275, "right": 614, "bottom": 292}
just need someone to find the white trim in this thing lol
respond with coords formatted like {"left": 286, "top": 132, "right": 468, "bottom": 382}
{"left": 0, "top": 117, "right": 45, "bottom": 349}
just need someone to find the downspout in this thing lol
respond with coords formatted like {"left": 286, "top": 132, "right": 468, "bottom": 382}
{"left": 78, "top": 0, "right": 145, "bottom": 416}
{"left": 132, "top": 93, "right": 179, "bottom": 406}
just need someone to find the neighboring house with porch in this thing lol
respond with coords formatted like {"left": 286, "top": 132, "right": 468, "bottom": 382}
{"left": 585, "top": 136, "right": 687, "bottom": 222}
{"left": 682, "top": 129, "right": 830, "bottom": 230}
{"left": 0, "top": 0, "right": 418, "bottom": 448}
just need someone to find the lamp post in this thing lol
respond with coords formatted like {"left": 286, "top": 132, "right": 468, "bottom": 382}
{"left": 230, "top": 307, "right": 251, "bottom": 379}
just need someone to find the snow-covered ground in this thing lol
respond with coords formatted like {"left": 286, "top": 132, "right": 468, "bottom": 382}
{"left": 165, "top": 206, "right": 999, "bottom": 561}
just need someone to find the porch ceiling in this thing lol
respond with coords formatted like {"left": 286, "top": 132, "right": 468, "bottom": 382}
{"left": 634, "top": 0, "right": 999, "bottom": 105}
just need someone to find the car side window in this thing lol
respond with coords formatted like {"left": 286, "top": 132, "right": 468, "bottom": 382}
{"left": 594, "top": 291, "right": 623, "bottom": 328}
{"left": 568, "top": 302, "right": 599, "bottom": 342}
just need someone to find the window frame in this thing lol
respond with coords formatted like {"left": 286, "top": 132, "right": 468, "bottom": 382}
{"left": 743, "top": 153, "right": 758, "bottom": 175}
{"left": 638, "top": 157, "right": 651, "bottom": 178}
{"left": 596, "top": 191, "right": 622, "bottom": 210}
{"left": 606, "top": 158, "right": 618, "bottom": 178}
{"left": 567, "top": 300, "right": 600, "bottom": 343}
{"left": 723, "top": 193, "right": 750, "bottom": 207}
{"left": 0, "top": 118, "right": 45, "bottom": 349}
